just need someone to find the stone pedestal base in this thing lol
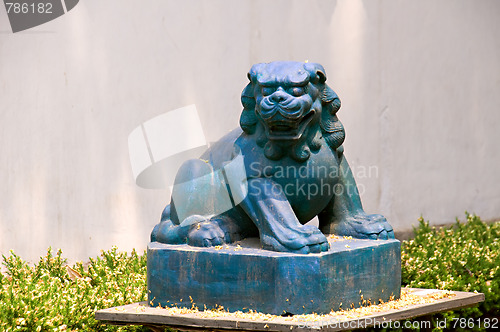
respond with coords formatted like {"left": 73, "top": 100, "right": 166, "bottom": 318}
{"left": 147, "top": 237, "right": 401, "bottom": 315}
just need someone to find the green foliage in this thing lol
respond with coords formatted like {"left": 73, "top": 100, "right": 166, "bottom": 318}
{"left": 401, "top": 213, "right": 500, "bottom": 330}
{"left": 0, "top": 247, "right": 149, "bottom": 331}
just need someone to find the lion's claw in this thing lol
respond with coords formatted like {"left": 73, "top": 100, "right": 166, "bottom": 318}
{"left": 188, "top": 221, "right": 225, "bottom": 247}
{"left": 261, "top": 225, "right": 330, "bottom": 254}
{"left": 320, "top": 242, "right": 330, "bottom": 252}
{"left": 309, "top": 244, "right": 322, "bottom": 253}
{"left": 334, "top": 214, "right": 395, "bottom": 240}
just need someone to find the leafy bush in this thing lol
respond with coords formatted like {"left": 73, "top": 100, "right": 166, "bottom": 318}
{"left": 0, "top": 247, "right": 149, "bottom": 331}
{"left": 401, "top": 213, "right": 500, "bottom": 330}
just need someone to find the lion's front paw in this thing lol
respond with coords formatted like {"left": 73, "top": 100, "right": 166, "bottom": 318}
{"left": 262, "top": 225, "right": 330, "bottom": 254}
{"left": 334, "top": 214, "right": 395, "bottom": 240}
{"left": 187, "top": 221, "right": 225, "bottom": 247}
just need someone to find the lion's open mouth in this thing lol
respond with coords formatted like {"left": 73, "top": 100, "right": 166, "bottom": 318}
{"left": 266, "top": 110, "right": 315, "bottom": 140}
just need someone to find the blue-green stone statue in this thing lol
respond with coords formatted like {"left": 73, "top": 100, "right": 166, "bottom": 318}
{"left": 151, "top": 61, "right": 394, "bottom": 254}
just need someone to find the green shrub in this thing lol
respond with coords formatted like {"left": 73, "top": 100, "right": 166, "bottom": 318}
{"left": 401, "top": 213, "right": 500, "bottom": 330}
{"left": 0, "top": 247, "right": 149, "bottom": 331}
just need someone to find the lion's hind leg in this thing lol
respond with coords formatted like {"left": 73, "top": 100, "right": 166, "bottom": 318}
{"left": 151, "top": 204, "right": 190, "bottom": 244}
{"left": 151, "top": 158, "right": 223, "bottom": 245}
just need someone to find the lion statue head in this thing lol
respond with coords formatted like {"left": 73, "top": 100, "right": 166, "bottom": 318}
{"left": 239, "top": 61, "right": 345, "bottom": 162}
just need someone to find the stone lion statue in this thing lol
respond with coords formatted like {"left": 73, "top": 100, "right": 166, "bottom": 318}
{"left": 151, "top": 61, "right": 394, "bottom": 253}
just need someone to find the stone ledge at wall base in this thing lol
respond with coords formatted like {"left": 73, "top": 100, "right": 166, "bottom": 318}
{"left": 147, "top": 237, "right": 401, "bottom": 315}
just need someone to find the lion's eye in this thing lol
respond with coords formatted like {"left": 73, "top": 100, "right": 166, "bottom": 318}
{"left": 289, "top": 87, "right": 305, "bottom": 97}
{"left": 262, "top": 87, "right": 276, "bottom": 96}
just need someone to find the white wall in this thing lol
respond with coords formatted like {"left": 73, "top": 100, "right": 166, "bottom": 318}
{"left": 1, "top": 0, "right": 499, "bottom": 262}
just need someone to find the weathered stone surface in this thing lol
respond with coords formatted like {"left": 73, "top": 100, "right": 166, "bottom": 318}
{"left": 147, "top": 238, "right": 401, "bottom": 315}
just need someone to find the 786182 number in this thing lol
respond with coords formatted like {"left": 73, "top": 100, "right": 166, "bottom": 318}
{"left": 452, "top": 317, "right": 498, "bottom": 329}
{"left": 5, "top": 2, "right": 53, "bottom": 14}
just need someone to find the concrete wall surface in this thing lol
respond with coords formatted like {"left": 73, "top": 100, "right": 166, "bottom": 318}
{"left": 1, "top": 0, "right": 499, "bottom": 262}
